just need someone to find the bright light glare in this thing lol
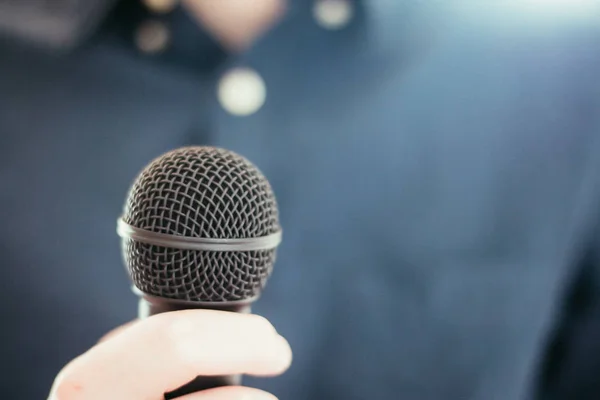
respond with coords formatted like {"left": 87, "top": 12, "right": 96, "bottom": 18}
{"left": 523, "top": 0, "right": 594, "bottom": 5}
{"left": 456, "top": 0, "right": 599, "bottom": 28}
{"left": 516, "top": 0, "right": 598, "bottom": 13}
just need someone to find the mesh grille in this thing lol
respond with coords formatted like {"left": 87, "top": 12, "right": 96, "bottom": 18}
{"left": 121, "top": 147, "right": 280, "bottom": 302}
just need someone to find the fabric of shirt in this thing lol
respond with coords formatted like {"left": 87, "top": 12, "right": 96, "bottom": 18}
{"left": 1, "top": 1, "right": 600, "bottom": 399}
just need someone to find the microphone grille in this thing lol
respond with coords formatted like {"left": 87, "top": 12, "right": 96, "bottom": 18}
{"left": 121, "top": 146, "right": 280, "bottom": 302}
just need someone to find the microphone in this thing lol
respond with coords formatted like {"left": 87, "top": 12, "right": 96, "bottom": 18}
{"left": 116, "top": 146, "right": 282, "bottom": 399}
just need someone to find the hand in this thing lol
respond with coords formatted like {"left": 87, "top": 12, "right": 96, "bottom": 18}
{"left": 47, "top": 310, "right": 293, "bottom": 400}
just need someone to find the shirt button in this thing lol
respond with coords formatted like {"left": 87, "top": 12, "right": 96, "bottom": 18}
{"left": 218, "top": 68, "right": 267, "bottom": 117}
{"left": 135, "top": 20, "right": 170, "bottom": 54}
{"left": 142, "top": 0, "right": 178, "bottom": 14}
{"left": 313, "top": 0, "right": 354, "bottom": 30}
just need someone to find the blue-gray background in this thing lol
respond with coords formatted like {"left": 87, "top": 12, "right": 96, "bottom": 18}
{"left": 1, "top": 1, "right": 600, "bottom": 399}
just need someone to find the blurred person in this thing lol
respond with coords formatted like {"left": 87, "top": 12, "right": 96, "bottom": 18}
{"left": 1, "top": 0, "right": 600, "bottom": 399}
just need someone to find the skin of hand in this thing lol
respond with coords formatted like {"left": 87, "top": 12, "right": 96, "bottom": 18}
{"left": 47, "top": 310, "right": 293, "bottom": 400}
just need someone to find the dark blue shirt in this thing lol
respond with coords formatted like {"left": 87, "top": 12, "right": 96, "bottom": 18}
{"left": 1, "top": 2, "right": 600, "bottom": 399}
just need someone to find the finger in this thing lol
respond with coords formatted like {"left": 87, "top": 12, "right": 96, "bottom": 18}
{"left": 49, "top": 310, "right": 292, "bottom": 400}
{"left": 97, "top": 320, "right": 138, "bottom": 343}
{"left": 180, "top": 386, "right": 277, "bottom": 400}
{"left": 97, "top": 312, "right": 271, "bottom": 344}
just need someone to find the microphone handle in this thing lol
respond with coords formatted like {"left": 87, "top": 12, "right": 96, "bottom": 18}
{"left": 137, "top": 296, "right": 252, "bottom": 399}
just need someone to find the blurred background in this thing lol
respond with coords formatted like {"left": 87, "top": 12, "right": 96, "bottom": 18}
{"left": 1, "top": 1, "right": 600, "bottom": 399}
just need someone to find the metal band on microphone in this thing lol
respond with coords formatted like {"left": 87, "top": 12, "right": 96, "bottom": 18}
{"left": 116, "top": 218, "right": 282, "bottom": 252}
